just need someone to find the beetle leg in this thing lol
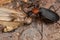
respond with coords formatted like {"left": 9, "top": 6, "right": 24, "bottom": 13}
{"left": 49, "top": 5, "right": 56, "bottom": 11}
{"left": 49, "top": 5, "right": 60, "bottom": 12}
{"left": 54, "top": 6, "right": 60, "bottom": 12}
{"left": 49, "top": 5, "right": 57, "bottom": 12}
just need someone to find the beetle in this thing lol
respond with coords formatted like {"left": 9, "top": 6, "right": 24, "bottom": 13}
{"left": 26, "top": 6, "right": 60, "bottom": 24}
{"left": 21, "top": 1, "right": 60, "bottom": 24}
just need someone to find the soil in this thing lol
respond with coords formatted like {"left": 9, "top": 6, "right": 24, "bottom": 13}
{"left": 0, "top": 0, "right": 60, "bottom": 40}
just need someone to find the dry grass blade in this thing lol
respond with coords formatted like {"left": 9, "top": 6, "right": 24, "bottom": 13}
{"left": 0, "top": 7, "right": 27, "bottom": 32}
{"left": 0, "top": 7, "right": 27, "bottom": 21}
{"left": 0, "top": 21, "right": 24, "bottom": 32}
{"left": 0, "top": 0, "right": 12, "bottom": 6}
{"left": 0, "top": 16, "right": 13, "bottom": 21}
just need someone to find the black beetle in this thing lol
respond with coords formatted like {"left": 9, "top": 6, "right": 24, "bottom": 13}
{"left": 21, "top": 1, "right": 60, "bottom": 24}
{"left": 26, "top": 7, "right": 60, "bottom": 24}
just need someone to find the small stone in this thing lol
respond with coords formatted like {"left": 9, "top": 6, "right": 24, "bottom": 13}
{"left": 16, "top": 32, "right": 20, "bottom": 36}
{"left": 24, "top": 17, "right": 32, "bottom": 24}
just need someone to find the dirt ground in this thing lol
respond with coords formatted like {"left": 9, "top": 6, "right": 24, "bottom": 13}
{"left": 0, "top": 0, "right": 60, "bottom": 40}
